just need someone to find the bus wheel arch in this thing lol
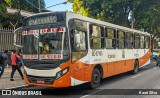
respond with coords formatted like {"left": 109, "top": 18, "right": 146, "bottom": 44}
{"left": 132, "top": 59, "right": 139, "bottom": 74}
{"left": 88, "top": 64, "right": 103, "bottom": 89}
{"left": 94, "top": 64, "right": 103, "bottom": 79}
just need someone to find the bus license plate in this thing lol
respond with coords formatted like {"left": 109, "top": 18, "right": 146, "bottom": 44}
{"left": 37, "top": 80, "right": 45, "bottom": 84}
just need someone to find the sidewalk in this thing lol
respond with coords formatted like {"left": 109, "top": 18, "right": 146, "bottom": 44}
{"left": 0, "top": 66, "right": 26, "bottom": 89}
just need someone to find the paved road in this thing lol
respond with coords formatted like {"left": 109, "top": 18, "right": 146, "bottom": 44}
{"left": 1, "top": 60, "right": 160, "bottom": 98}
{"left": 0, "top": 67, "right": 25, "bottom": 89}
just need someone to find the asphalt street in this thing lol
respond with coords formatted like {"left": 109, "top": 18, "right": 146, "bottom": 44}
{"left": 1, "top": 60, "right": 160, "bottom": 98}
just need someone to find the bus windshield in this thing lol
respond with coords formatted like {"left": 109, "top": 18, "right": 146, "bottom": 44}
{"left": 39, "top": 32, "right": 63, "bottom": 54}
{"left": 22, "top": 28, "right": 70, "bottom": 60}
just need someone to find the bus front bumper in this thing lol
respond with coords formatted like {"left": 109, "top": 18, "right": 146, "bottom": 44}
{"left": 23, "top": 66, "right": 71, "bottom": 88}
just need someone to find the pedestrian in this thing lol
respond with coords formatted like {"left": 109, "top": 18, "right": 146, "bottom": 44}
{"left": 17, "top": 48, "right": 24, "bottom": 67}
{"left": 156, "top": 52, "right": 160, "bottom": 66}
{"left": 10, "top": 50, "right": 24, "bottom": 81}
{"left": 0, "top": 50, "right": 9, "bottom": 78}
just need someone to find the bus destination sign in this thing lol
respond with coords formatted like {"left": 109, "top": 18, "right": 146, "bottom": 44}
{"left": 25, "top": 13, "right": 65, "bottom": 26}
{"left": 28, "top": 16, "right": 57, "bottom": 26}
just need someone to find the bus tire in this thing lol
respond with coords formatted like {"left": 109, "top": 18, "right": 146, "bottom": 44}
{"left": 89, "top": 68, "right": 101, "bottom": 89}
{"left": 132, "top": 60, "right": 139, "bottom": 74}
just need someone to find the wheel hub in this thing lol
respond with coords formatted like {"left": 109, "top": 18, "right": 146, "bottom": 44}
{"left": 93, "top": 74, "right": 99, "bottom": 83}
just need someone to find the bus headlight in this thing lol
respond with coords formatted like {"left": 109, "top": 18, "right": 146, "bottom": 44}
{"left": 56, "top": 67, "right": 69, "bottom": 79}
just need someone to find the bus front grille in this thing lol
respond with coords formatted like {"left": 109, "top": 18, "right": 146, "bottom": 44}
{"left": 27, "top": 75, "right": 55, "bottom": 84}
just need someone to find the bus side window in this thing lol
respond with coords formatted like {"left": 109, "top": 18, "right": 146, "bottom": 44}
{"left": 70, "top": 29, "right": 87, "bottom": 62}
{"left": 101, "top": 27, "right": 105, "bottom": 48}
{"left": 105, "top": 28, "right": 116, "bottom": 49}
{"left": 131, "top": 33, "right": 134, "bottom": 48}
{"left": 135, "top": 34, "right": 140, "bottom": 49}
{"left": 117, "top": 30, "right": 125, "bottom": 49}
{"left": 70, "top": 29, "right": 87, "bottom": 51}
{"left": 133, "top": 34, "right": 135, "bottom": 48}
{"left": 140, "top": 35, "right": 145, "bottom": 49}
{"left": 145, "top": 36, "right": 150, "bottom": 49}
{"left": 126, "top": 32, "right": 134, "bottom": 49}
{"left": 90, "top": 24, "right": 104, "bottom": 49}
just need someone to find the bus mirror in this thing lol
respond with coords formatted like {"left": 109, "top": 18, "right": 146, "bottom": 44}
{"left": 13, "top": 27, "right": 23, "bottom": 48}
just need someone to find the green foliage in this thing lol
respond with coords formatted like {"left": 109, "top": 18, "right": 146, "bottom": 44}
{"left": 5, "top": 0, "right": 45, "bottom": 13}
{"left": 0, "top": 3, "right": 7, "bottom": 27}
{"left": 0, "top": 10, "right": 23, "bottom": 28}
{"left": 135, "top": 0, "right": 160, "bottom": 34}
{"left": 67, "top": 0, "right": 74, "bottom": 3}
{"left": 0, "top": 1, "right": 23, "bottom": 28}
{"left": 0, "top": 0, "right": 46, "bottom": 27}
{"left": 72, "top": 0, "right": 88, "bottom": 16}
{"left": 72, "top": 0, "right": 160, "bottom": 36}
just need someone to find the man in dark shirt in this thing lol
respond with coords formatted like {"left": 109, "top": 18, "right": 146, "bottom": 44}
{"left": 0, "top": 50, "right": 8, "bottom": 78}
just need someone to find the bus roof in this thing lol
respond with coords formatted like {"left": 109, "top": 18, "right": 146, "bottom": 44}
{"left": 67, "top": 12, "right": 150, "bottom": 36}
{"left": 25, "top": 11, "right": 65, "bottom": 18}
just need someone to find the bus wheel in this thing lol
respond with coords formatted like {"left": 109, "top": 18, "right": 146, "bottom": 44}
{"left": 132, "top": 60, "right": 139, "bottom": 74}
{"left": 89, "top": 68, "right": 101, "bottom": 88}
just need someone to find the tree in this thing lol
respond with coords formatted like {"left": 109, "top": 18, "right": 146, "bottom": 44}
{"left": 72, "top": 0, "right": 160, "bottom": 34}
{"left": 0, "top": 0, "right": 7, "bottom": 27}
{"left": 72, "top": 0, "right": 160, "bottom": 49}
{"left": 136, "top": 0, "right": 160, "bottom": 33}
{"left": 71, "top": 0, "right": 136, "bottom": 27}
{"left": 0, "top": 0, "right": 46, "bottom": 27}
{"left": 2, "top": 11, "right": 23, "bottom": 28}
{"left": 5, "top": 0, "right": 45, "bottom": 13}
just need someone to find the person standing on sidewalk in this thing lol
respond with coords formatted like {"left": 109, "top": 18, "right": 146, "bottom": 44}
{"left": 10, "top": 50, "right": 24, "bottom": 81}
{"left": 0, "top": 50, "right": 9, "bottom": 78}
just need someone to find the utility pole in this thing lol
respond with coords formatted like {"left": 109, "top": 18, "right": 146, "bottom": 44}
{"left": 38, "top": 0, "right": 41, "bottom": 12}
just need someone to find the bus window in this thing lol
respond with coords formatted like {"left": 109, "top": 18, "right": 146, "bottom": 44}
{"left": 140, "top": 35, "right": 145, "bottom": 49}
{"left": 90, "top": 25, "right": 104, "bottom": 49}
{"left": 23, "top": 35, "right": 39, "bottom": 54}
{"left": 145, "top": 36, "right": 150, "bottom": 49}
{"left": 70, "top": 29, "right": 87, "bottom": 62}
{"left": 135, "top": 34, "right": 140, "bottom": 49}
{"left": 74, "top": 30, "right": 86, "bottom": 51}
{"left": 117, "top": 31, "right": 125, "bottom": 49}
{"left": 39, "top": 33, "right": 63, "bottom": 54}
{"left": 126, "top": 32, "right": 134, "bottom": 49}
{"left": 105, "top": 28, "right": 116, "bottom": 49}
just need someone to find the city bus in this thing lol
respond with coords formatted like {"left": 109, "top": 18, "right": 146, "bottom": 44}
{"left": 21, "top": 11, "right": 151, "bottom": 88}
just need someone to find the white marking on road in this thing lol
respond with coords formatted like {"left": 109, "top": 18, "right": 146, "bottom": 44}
{"left": 80, "top": 95, "right": 89, "bottom": 98}
{"left": 80, "top": 89, "right": 103, "bottom": 98}
{"left": 131, "top": 74, "right": 142, "bottom": 78}
{"left": 5, "top": 85, "right": 27, "bottom": 90}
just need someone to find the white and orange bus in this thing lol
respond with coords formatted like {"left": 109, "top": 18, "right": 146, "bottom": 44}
{"left": 21, "top": 12, "right": 151, "bottom": 88}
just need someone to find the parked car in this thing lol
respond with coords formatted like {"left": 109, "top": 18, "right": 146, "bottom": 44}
{"left": 151, "top": 50, "right": 160, "bottom": 61}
